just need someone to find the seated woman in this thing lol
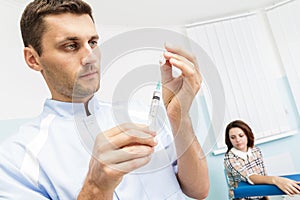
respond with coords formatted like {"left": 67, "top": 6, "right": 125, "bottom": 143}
{"left": 224, "top": 120, "right": 300, "bottom": 200}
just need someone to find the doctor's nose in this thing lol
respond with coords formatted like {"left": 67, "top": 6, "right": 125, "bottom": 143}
{"left": 81, "top": 45, "right": 100, "bottom": 66}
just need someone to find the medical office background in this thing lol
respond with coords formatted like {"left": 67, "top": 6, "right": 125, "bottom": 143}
{"left": 0, "top": 0, "right": 300, "bottom": 199}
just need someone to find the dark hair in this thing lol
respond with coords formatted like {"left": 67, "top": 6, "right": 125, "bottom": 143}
{"left": 20, "top": 0, "right": 93, "bottom": 56}
{"left": 225, "top": 120, "right": 255, "bottom": 153}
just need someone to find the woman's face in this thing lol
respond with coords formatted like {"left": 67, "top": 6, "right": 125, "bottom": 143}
{"left": 228, "top": 127, "right": 248, "bottom": 152}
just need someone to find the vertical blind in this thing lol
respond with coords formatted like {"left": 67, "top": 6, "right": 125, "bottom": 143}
{"left": 186, "top": 10, "right": 294, "bottom": 149}
{"left": 266, "top": 0, "right": 300, "bottom": 115}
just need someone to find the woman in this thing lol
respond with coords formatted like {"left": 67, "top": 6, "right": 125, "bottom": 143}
{"left": 224, "top": 120, "right": 300, "bottom": 200}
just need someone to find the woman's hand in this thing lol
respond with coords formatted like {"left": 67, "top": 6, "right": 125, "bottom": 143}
{"left": 273, "top": 176, "right": 300, "bottom": 196}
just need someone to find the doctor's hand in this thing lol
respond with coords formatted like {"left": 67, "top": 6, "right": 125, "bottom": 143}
{"left": 78, "top": 123, "right": 157, "bottom": 199}
{"left": 160, "top": 43, "right": 202, "bottom": 124}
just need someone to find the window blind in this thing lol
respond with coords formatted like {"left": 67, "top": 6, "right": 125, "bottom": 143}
{"left": 266, "top": 0, "right": 300, "bottom": 115}
{"left": 186, "top": 11, "right": 293, "bottom": 150}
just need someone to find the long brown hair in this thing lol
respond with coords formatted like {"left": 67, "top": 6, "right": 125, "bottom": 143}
{"left": 225, "top": 120, "right": 255, "bottom": 153}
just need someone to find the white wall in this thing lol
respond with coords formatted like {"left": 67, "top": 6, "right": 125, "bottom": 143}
{"left": 0, "top": 1, "right": 50, "bottom": 120}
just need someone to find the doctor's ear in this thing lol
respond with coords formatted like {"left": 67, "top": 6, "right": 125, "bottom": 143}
{"left": 23, "top": 46, "right": 42, "bottom": 71}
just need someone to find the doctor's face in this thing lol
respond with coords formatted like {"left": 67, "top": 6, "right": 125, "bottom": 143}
{"left": 228, "top": 127, "right": 248, "bottom": 152}
{"left": 36, "top": 13, "right": 100, "bottom": 103}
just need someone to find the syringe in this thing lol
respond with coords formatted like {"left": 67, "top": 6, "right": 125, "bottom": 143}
{"left": 148, "top": 81, "right": 161, "bottom": 131}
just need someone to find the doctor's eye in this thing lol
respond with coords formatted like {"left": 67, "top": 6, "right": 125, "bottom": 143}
{"left": 89, "top": 40, "right": 98, "bottom": 48}
{"left": 64, "top": 43, "right": 79, "bottom": 51}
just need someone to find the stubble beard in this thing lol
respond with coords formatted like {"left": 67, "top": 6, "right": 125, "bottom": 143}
{"left": 72, "top": 79, "right": 100, "bottom": 101}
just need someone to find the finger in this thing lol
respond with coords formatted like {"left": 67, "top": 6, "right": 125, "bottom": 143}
{"left": 283, "top": 189, "right": 292, "bottom": 196}
{"left": 94, "top": 124, "right": 156, "bottom": 152}
{"left": 285, "top": 185, "right": 298, "bottom": 196}
{"left": 109, "top": 129, "right": 157, "bottom": 149}
{"left": 104, "top": 123, "right": 153, "bottom": 137}
{"left": 163, "top": 51, "right": 202, "bottom": 94}
{"left": 163, "top": 42, "right": 201, "bottom": 80}
{"left": 164, "top": 51, "right": 195, "bottom": 77}
{"left": 160, "top": 58, "right": 173, "bottom": 84}
{"left": 117, "top": 145, "right": 154, "bottom": 162}
{"left": 111, "top": 155, "right": 152, "bottom": 173}
{"left": 291, "top": 183, "right": 300, "bottom": 194}
{"left": 164, "top": 42, "right": 197, "bottom": 66}
{"left": 99, "top": 145, "right": 154, "bottom": 164}
{"left": 290, "top": 186, "right": 300, "bottom": 195}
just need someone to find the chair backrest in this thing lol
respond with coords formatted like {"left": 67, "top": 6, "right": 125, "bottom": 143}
{"left": 223, "top": 168, "right": 232, "bottom": 200}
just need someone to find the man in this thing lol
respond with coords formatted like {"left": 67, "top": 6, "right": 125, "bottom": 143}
{"left": 0, "top": 0, "right": 209, "bottom": 199}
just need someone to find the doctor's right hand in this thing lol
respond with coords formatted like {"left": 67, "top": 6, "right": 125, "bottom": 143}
{"left": 78, "top": 123, "right": 157, "bottom": 200}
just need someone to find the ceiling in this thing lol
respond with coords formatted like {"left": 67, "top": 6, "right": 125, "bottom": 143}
{"left": 9, "top": 0, "right": 285, "bottom": 26}
{"left": 85, "top": 0, "right": 284, "bottom": 26}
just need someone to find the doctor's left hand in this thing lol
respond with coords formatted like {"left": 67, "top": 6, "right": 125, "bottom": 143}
{"left": 160, "top": 43, "right": 202, "bottom": 125}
